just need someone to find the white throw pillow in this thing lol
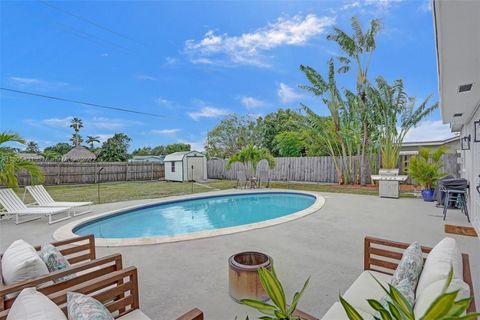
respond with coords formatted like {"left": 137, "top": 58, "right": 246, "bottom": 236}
{"left": 6, "top": 287, "right": 67, "bottom": 320}
{"left": 414, "top": 278, "right": 470, "bottom": 318}
{"left": 416, "top": 237, "right": 463, "bottom": 296}
{"left": 1, "top": 240, "right": 49, "bottom": 285}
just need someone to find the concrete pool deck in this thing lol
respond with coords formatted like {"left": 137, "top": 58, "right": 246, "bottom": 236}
{"left": 1, "top": 190, "right": 479, "bottom": 319}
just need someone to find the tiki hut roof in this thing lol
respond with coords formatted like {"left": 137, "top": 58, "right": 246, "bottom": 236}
{"left": 17, "top": 153, "right": 45, "bottom": 161}
{"left": 61, "top": 146, "right": 97, "bottom": 162}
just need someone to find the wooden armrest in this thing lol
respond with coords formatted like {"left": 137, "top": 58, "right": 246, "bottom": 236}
{"left": 364, "top": 237, "right": 431, "bottom": 275}
{"left": 293, "top": 308, "right": 319, "bottom": 320}
{"left": 34, "top": 234, "right": 96, "bottom": 264}
{"left": 176, "top": 308, "right": 204, "bottom": 320}
{"left": 0, "top": 253, "right": 122, "bottom": 310}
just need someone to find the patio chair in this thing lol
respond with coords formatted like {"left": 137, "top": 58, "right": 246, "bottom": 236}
{"left": 236, "top": 171, "right": 248, "bottom": 189}
{"left": 26, "top": 184, "right": 92, "bottom": 216}
{"left": 0, "top": 189, "right": 71, "bottom": 224}
{"left": 0, "top": 267, "right": 204, "bottom": 320}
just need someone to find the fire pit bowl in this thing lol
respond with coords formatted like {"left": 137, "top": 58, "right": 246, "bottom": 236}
{"left": 228, "top": 251, "right": 272, "bottom": 302}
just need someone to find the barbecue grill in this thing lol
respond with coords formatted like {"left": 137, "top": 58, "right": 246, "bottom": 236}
{"left": 371, "top": 169, "right": 408, "bottom": 199}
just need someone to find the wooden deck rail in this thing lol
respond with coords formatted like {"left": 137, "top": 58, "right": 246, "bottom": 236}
{"left": 364, "top": 236, "right": 476, "bottom": 313}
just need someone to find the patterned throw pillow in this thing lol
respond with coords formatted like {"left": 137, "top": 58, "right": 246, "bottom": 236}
{"left": 67, "top": 292, "right": 114, "bottom": 320}
{"left": 38, "top": 243, "right": 75, "bottom": 283}
{"left": 391, "top": 241, "right": 424, "bottom": 291}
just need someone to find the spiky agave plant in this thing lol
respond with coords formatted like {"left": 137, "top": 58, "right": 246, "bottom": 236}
{"left": 340, "top": 268, "right": 479, "bottom": 320}
{"left": 240, "top": 266, "right": 310, "bottom": 320}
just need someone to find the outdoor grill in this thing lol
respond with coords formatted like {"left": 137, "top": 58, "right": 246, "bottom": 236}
{"left": 371, "top": 169, "right": 408, "bottom": 199}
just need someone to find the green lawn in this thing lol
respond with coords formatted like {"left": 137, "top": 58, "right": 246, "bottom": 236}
{"left": 15, "top": 179, "right": 415, "bottom": 205}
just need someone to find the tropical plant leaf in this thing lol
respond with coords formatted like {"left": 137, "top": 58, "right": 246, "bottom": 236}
{"left": 258, "top": 267, "right": 287, "bottom": 313}
{"left": 421, "top": 291, "right": 458, "bottom": 320}
{"left": 339, "top": 295, "right": 365, "bottom": 320}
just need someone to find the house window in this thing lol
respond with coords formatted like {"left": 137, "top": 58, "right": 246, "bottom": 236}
{"left": 171, "top": 162, "right": 175, "bottom": 172}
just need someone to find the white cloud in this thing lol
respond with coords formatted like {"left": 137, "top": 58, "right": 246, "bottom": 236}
{"left": 178, "top": 139, "right": 205, "bottom": 151}
{"left": 184, "top": 14, "right": 335, "bottom": 67}
{"left": 187, "top": 106, "right": 229, "bottom": 121}
{"left": 151, "top": 128, "right": 181, "bottom": 135}
{"left": 418, "top": 0, "right": 432, "bottom": 12}
{"left": 101, "top": 53, "right": 109, "bottom": 57}
{"left": 95, "top": 134, "right": 114, "bottom": 143}
{"left": 90, "top": 117, "right": 141, "bottom": 130}
{"left": 42, "top": 116, "right": 74, "bottom": 127}
{"left": 155, "top": 97, "right": 173, "bottom": 107}
{"left": 164, "top": 57, "right": 179, "bottom": 65}
{"left": 404, "top": 120, "right": 457, "bottom": 142}
{"left": 135, "top": 74, "right": 158, "bottom": 81}
{"left": 241, "top": 96, "right": 268, "bottom": 109}
{"left": 277, "top": 83, "right": 303, "bottom": 103}
{"left": 9, "top": 76, "right": 69, "bottom": 90}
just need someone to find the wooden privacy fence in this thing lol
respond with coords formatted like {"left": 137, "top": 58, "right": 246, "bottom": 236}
{"left": 17, "top": 162, "right": 165, "bottom": 186}
{"left": 207, "top": 154, "right": 460, "bottom": 184}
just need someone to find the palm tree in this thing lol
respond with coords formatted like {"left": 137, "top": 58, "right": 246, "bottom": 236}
{"left": 70, "top": 117, "right": 83, "bottom": 133}
{"left": 327, "top": 16, "right": 381, "bottom": 185}
{"left": 70, "top": 117, "right": 84, "bottom": 146}
{"left": 25, "top": 141, "right": 39, "bottom": 153}
{"left": 86, "top": 135, "right": 100, "bottom": 149}
{"left": 0, "top": 132, "right": 44, "bottom": 189}
{"left": 226, "top": 144, "right": 275, "bottom": 177}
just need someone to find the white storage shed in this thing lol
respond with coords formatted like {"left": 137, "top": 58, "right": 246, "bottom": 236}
{"left": 164, "top": 151, "right": 207, "bottom": 182}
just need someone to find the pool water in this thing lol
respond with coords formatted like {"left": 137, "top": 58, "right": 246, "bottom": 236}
{"left": 74, "top": 192, "right": 316, "bottom": 238}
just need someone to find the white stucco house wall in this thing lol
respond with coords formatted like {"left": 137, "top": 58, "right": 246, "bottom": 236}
{"left": 164, "top": 151, "right": 207, "bottom": 182}
{"left": 433, "top": 0, "right": 480, "bottom": 234}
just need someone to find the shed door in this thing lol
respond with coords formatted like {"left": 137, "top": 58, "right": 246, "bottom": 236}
{"left": 187, "top": 156, "right": 204, "bottom": 181}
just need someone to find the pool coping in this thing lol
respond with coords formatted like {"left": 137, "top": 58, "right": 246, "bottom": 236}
{"left": 53, "top": 189, "right": 325, "bottom": 246}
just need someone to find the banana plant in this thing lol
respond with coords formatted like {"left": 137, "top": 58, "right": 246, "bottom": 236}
{"left": 240, "top": 266, "right": 310, "bottom": 320}
{"left": 340, "top": 268, "right": 480, "bottom": 320}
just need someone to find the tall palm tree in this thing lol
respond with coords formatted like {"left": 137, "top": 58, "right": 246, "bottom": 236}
{"left": 226, "top": 144, "right": 275, "bottom": 177}
{"left": 0, "top": 132, "right": 44, "bottom": 189}
{"left": 70, "top": 117, "right": 83, "bottom": 133}
{"left": 70, "top": 117, "right": 84, "bottom": 146}
{"left": 86, "top": 135, "right": 100, "bottom": 149}
{"left": 327, "top": 16, "right": 381, "bottom": 185}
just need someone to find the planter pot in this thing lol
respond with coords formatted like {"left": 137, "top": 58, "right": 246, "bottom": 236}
{"left": 421, "top": 189, "right": 435, "bottom": 202}
{"left": 228, "top": 252, "right": 272, "bottom": 303}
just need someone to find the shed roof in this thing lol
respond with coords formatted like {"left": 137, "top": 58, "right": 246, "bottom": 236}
{"left": 164, "top": 151, "right": 203, "bottom": 162}
{"left": 61, "top": 146, "right": 97, "bottom": 162}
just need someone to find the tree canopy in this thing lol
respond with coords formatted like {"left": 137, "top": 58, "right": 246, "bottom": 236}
{"left": 98, "top": 133, "right": 131, "bottom": 162}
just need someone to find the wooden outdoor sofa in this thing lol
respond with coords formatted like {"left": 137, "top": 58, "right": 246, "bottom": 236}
{"left": 0, "top": 267, "right": 203, "bottom": 320}
{"left": 318, "top": 236, "right": 476, "bottom": 319}
{"left": 0, "top": 234, "right": 125, "bottom": 311}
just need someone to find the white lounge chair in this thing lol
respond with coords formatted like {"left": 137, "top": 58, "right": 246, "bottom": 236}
{"left": 26, "top": 185, "right": 92, "bottom": 216}
{"left": 0, "top": 189, "right": 71, "bottom": 224}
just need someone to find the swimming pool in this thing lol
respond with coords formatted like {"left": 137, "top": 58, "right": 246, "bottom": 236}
{"left": 74, "top": 192, "right": 316, "bottom": 239}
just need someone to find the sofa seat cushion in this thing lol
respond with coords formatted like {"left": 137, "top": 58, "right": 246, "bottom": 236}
{"left": 342, "top": 270, "right": 392, "bottom": 313}
{"left": 6, "top": 287, "right": 67, "bottom": 320}
{"left": 2, "top": 240, "right": 49, "bottom": 285}
{"left": 117, "top": 310, "right": 151, "bottom": 320}
{"left": 321, "top": 302, "right": 372, "bottom": 320}
{"left": 416, "top": 237, "right": 463, "bottom": 297}
{"left": 414, "top": 278, "right": 470, "bottom": 318}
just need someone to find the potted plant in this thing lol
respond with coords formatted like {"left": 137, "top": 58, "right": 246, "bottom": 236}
{"left": 239, "top": 266, "right": 310, "bottom": 320}
{"left": 407, "top": 146, "right": 448, "bottom": 201}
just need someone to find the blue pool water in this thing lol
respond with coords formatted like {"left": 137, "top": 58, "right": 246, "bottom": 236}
{"left": 74, "top": 192, "right": 316, "bottom": 238}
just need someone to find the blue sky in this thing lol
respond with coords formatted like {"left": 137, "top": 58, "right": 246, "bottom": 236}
{"left": 0, "top": 0, "right": 453, "bottom": 151}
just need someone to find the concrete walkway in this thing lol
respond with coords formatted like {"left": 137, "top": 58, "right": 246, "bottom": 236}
{"left": 1, "top": 191, "right": 478, "bottom": 320}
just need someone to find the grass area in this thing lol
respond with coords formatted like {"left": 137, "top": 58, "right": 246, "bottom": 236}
{"left": 15, "top": 179, "right": 415, "bottom": 205}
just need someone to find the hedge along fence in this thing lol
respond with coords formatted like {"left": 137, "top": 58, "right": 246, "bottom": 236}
{"left": 207, "top": 153, "right": 460, "bottom": 184}
{"left": 17, "top": 162, "right": 165, "bottom": 186}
